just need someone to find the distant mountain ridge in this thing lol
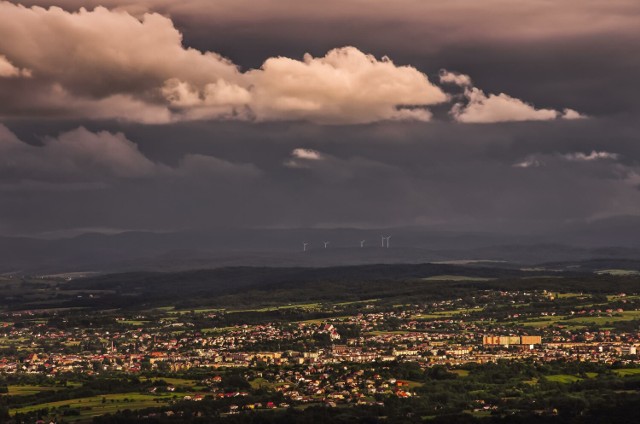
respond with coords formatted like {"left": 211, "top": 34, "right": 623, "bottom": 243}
{"left": 3, "top": 216, "right": 640, "bottom": 274}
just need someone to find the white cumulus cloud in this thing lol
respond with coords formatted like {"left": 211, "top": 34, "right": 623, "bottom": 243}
{"left": 0, "top": 3, "right": 590, "bottom": 126}
{"left": 246, "top": 47, "right": 446, "bottom": 124}
{"left": 285, "top": 148, "right": 326, "bottom": 168}
{"left": 0, "top": 3, "right": 447, "bottom": 125}
{"left": 439, "top": 68, "right": 585, "bottom": 124}
{"left": 292, "top": 148, "right": 324, "bottom": 160}
{"left": 451, "top": 87, "right": 560, "bottom": 123}
{"left": 439, "top": 70, "right": 472, "bottom": 87}
{"left": 0, "top": 54, "right": 31, "bottom": 78}
{"left": 562, "top": 108, "right": 587, "bottom": 120}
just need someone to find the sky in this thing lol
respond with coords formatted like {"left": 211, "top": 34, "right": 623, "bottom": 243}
{"left": 0, "top": 0, "right": 639, "bottom": 236}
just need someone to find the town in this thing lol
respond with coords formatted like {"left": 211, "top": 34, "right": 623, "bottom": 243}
{"left": 2, "top": 273, "right": 640, "bottom": 423}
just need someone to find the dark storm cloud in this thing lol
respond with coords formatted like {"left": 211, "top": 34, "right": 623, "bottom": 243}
{"left": 0, "top": 0, "right": 639, "bottom": 235}
{"left": 2, "top": 116, "right": 640, "bottom": 236}
{"left": 0, "top": 124, "right": 260, "bottom": 188}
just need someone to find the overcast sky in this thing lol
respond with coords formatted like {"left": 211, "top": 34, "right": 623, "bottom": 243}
{"left": 0, "top": 0, "right": 639, "bottom": 236}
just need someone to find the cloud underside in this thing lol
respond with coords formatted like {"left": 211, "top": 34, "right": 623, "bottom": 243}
{"left": 0, "top": 124, "right": 260, "bottom": 186}
{"left": 0, "top": 2, "right": 582, "bottom": 125}
{"left": 15, "top": 0, "right": 640, "bottom": 45}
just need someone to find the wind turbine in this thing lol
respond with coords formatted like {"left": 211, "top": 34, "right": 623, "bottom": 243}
{"left": 303, "top": 242, "right": 309, "bottom": 252}
{"left": 384, "top": 236, "right": 391, "bottom": 248}
{"left": 323, "top": 241, "right": 330, "bottom": 249}
{"left": 360, "top": 240, "right": 366, "bottom": 248}
{"left": 381, "top": 236, "right": 385, "bottom": 248}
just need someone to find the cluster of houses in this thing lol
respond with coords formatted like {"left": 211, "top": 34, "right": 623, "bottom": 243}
{"left": 1, "top": 289, "right": 640, "bottom": 377}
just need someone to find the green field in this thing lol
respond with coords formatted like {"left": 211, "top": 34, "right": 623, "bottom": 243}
{"left": 450, "top": 370, "right": 470, "bottom": 377}
{"left": 521, "top": 317, "right": 566, "bottom": 328}
{"left": 168, "top": 307, "right": 224, "bottom": 315}
{"left": 140, "top": 377, "right": 199, "bottom": 387}
{"left": 170, "top": 301, "right": 327, "bottom": 315}
{"left": 0, "top": 336, "right": 29, "bottom": 346}
{"left": 334, "top": 299, "right": 379, "bottom": 306}
{"left": 519, "top": 310, "right": 640, "bottom": 328}
{"left": 413, "top": 307, "right": 483, "bottom": 320}
{"left": 7, "top": 385, "right": 61, "bottom": 396}
{"left": 11, "top": 392, "right": 188, "bottom": 422}
{"left": 298, "top": 315, "right": 351, "bottom": 324}
{"left": 119, "top": 320, "right": 150, "bottom": 326}
{"left": 565, "top": 310, "right": 640, "bottom": 325}
{"left": 249, "top": 377, "right": 275, "bottom": 390}
{"left": 201, "top": 326, "right": 244, "bottom": 334}
{"left": 556, "top": 293, "right": 585, "bottom": 299}
{"left": 544, "top": 374, "right": 583, "bottom": 383}
{"left": 544, "top": 373, "right": 597, "bottom": 383}
{"left": 421, "top": 275, "right": 494, "bottom": 282}
{"left": 614, "top": 368, "right": 640, "bottom": 377}
{"left": 228, "top": 302, "right": 322, "bottom": 313}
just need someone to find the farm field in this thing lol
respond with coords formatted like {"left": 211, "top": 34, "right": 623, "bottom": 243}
{"left": 139, "top": 377, "right": 199, "bottom": 387}
{"left": 7, "top": 385, "right": 62, "bottom": 396}
{"left": 10, "top": 391, "right": 189, "bottom": 422}
{"left": 421, "top": 275, "right": 494, "bottom": 282}
{"left": 614, "top": 368, "right": 640, "bottom": 377}
{"left": 519, "top": 310, "right": 640, "bottom": 328}
{"left": 544, "top": 374, "right": 584, "bottom": 383}
{"left": 412, "top": 307, "right": 484, "bottom": 320}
